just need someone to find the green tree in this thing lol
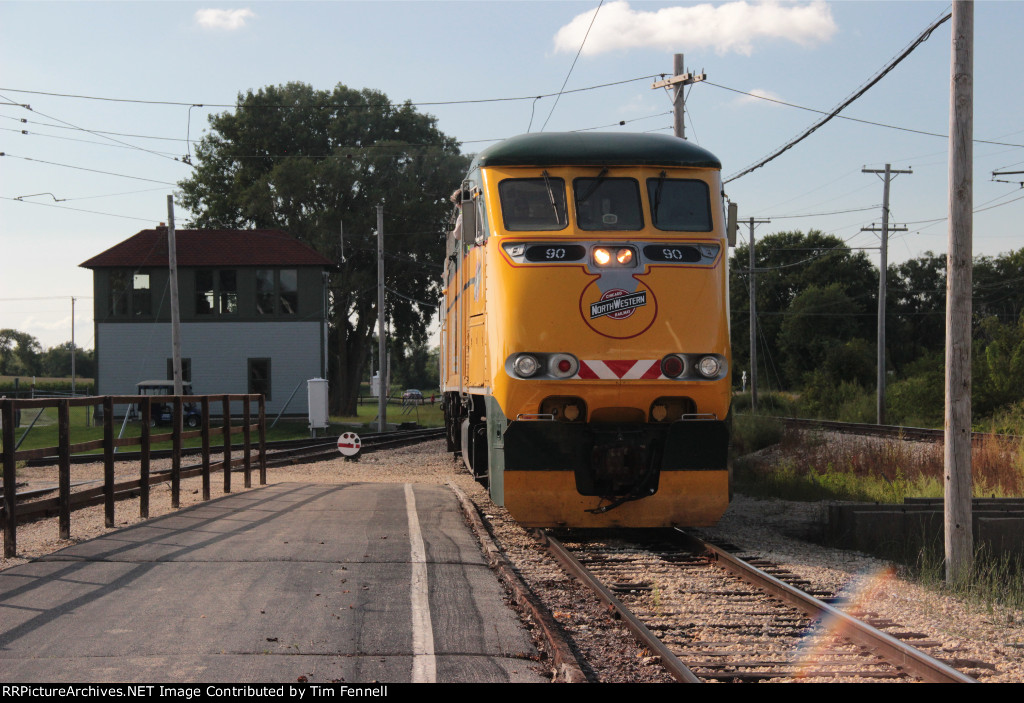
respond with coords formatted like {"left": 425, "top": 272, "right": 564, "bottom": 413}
{"left": 40, "top": 342, "right": 95, "bottom": 379}
{"left": 974, "top": 248, "right": 1024, "bottom": 324}
{"left": 777, "top": 284, "right": 869, "bottom": 385}
{"left": 974, "top": 313, "right": 1024, "bottom": 414}
{"left": 888, "top": 251, "right": 945, "bottom": 372}
{"left": 0, "top": 329, "right": 42, "bottom": 376}
{"left": 178, "top": 83, "right": 469, "bottom": 413}
{"left": 730, "top": 230, "right": 876, "bottom": 388}
{"left": 391, "top": 342, "right": 439, "bottom": 393}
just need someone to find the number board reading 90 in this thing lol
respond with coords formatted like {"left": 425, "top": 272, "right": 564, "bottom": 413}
{"left": 525, "top": 245, "right": 586, "bottom": 262}
{"left": 643, "top": 245, "right": 703, "bottom": 263}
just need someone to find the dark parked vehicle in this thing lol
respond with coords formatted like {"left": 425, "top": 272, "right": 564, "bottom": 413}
{"left": 135, "top": 380, "right": 203, "bottom": 428}
{"left": 401, "top": 389, "right": 424, "bottom": 405}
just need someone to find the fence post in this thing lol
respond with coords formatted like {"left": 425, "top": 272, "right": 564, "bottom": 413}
{"left": 258, "top": 395, "right": 267, "bottom": 485}
{"left": 140, "top": 397, "right": 150, "bottom": 519}
{"left": 243, "top": 399, "right": 252, "bottom": 489}
{"left": 103, "top": 396, "right": 114, "bottom": 528}
{"left": 58, "top": 400, "right": 71, "bottom": 540}
{"left": 3, "top": 398, "right": 17, "bottom": 557}
{"left": 201, "top": 396, "right": 210, "bottom": 501}
{"left": 222, "top": 396, "right": 231, "bottom": 493}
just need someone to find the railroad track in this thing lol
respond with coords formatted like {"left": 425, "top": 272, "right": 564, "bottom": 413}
{"left": 778, "top": 417, "right": 1019, "bottom": 444}
{"left": 22, "top": 426, "right": 444, "bottom": 467}
{"left": 538, "top": 528, "right": 978, "bottom": 683}
{"left": 262, "top": 427, "right": 444, "bottom": 467}
{"left": 7, "top": 427, "right": 445, "bottom": 503}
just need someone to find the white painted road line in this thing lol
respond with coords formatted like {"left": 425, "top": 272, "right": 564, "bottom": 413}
{"left": 405, "top": 483, "right": 437, "bottom": 683}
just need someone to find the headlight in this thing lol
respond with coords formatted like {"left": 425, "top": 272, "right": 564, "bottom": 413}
{"left": 697, "top": 356, "right": 721, "bottom": 378}
{"left": 513, "top": 354, "right": 541, "bottom": 377}
{"left": 592, "top": 246, "right": 635, "bottom": 267}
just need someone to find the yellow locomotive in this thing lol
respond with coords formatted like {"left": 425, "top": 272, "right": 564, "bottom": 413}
{"left": 440, "top": 132, "right": 734, "bottom": 527}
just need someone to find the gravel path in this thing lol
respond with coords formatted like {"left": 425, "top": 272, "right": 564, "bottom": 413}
{"left": 4, "top": 441, "right": 1023, "bottom": 682}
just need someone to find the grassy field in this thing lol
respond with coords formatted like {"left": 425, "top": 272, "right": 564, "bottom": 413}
{"left": 732, "top": 413, "right": 1024, "bottom": 502}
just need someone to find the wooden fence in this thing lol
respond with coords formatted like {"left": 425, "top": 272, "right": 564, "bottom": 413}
{"left": 1, "top": 394, "right": 266, "bottom": 558}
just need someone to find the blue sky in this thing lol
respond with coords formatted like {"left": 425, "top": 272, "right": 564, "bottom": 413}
{"left": 2, "top": 1, "right": 1022, "bottom": 349}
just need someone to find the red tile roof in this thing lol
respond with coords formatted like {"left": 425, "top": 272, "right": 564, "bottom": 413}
{"left": 80, "top": 229, "right": 335, "bottom": 269}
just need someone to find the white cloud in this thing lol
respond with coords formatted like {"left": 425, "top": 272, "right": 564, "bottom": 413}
{"left": 735, "top": 88, "right": 786, "bottom": 106}
{"left": 194, "top": 8, "right": 256, "bottom": 31}
{"left": 554, "top": 1, "right": 837, "bottom": 57}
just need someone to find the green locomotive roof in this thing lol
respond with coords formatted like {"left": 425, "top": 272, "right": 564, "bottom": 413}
{"left": 472, "top": 132, "right": 722, "bottom": 170}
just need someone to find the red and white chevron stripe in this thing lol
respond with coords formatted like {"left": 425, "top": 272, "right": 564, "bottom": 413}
{"left": 575, "top": 359, "right": 663, "bottom": 380}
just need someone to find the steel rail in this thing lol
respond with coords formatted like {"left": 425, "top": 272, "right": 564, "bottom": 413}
{"left": 778, "top": 417, "right": 1018, "bottom": 444}
{"left": 9, "top": 428, "right": 445, "bottom": 502}
{"left": 537, "top": 530, "right": 702, "bottom": 683}
{"left": 24, "top": 427, "right": 443, "bottom": 466}
{"left": 672, "top": 530, "right": 977, "bottom": 683}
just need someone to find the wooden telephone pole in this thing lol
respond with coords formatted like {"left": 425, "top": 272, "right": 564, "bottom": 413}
{"left": 651, "top": 54, "right": 705, "bottom": 140}
{"left": 746, "top": 217, "right": 770, "bottom": 412}
{"left": 861, "top": 164, "right": 911, "bottom": 424}
{"left": 377, "top": 205, "right": 387, "bottom": 433}
{"left": 167, "top": 195, "right": 183, "bottom": 397}
{"left": 945, "top": 0, "right": 974, "bottom": 584}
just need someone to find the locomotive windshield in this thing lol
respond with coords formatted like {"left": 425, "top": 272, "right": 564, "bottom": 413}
{"left": 498, "top": 177, "right": 568, "bottom": 231}
{"left": 647, "top": 178, "right": 712, "bottom": 232}
{"left": 574, "top": 177, "right": 643, "bottom": 231}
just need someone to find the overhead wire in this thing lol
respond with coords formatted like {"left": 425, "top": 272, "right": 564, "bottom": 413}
{"left": 1, "top": 153, "right": 177, "bottom": 185}
{"left": 0, "top": 73, "right": 655, "bottom": 111}
{"left": 0, "top": 92, "right": 189, "bottom": 165}
{"left": 722, "top": 11, "right": 953, "bottom": 184}
{"left": 1, "top": 195, "right": 159, "bottom": 223}
{"left": 540, "top": 0, "right": 604, "bottom": 132}
{"left": 708, "top": 81, "right": 1024, "bottom": 151}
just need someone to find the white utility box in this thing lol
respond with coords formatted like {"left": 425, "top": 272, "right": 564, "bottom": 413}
{"left": 307, "top": 378, "right": 329, "bottom": 430}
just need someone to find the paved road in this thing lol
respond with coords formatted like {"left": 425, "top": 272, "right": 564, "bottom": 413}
{"left": 0, "top": 482, "right": 545, "bottom": 683}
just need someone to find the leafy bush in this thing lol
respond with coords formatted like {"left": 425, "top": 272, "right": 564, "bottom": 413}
{"left": 731, "top": 391, "right": 800, "bottom": 417}
{"left": 886, "top": 369, "right": 944, "bottom": 427}
{"left": 732, "top": 414, "right": 783, "bottom": 455}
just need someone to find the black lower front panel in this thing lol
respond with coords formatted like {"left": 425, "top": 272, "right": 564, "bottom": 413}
{"left": 503, "top": 419, "right": 729, "bottom": 497}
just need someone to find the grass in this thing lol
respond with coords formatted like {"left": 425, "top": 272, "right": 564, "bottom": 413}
{"left": 731, "top": 414, "right": 1024, "bottom": 610}
{"left": 733, "top": 421, "right": 1024, "bottom": 502}
{"left": 913, "top": 543, "right": 1024, "bottom": 614}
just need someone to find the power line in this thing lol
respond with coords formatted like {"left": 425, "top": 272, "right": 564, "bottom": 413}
{"left": 765, "top": 205, "right": 880, "bottom": 219}
{"left": 706, "top": 81, "right": 1024, "bottom": 150}
{"left": 723, "top": 11, "right": 952, "bottom": 184}
{"left": 0, "top": 73, "right": 655, "bottom": 111}
{"left": 0, "top": 114, "right": 198, "bottom": 143}
{"left": 540, "top": 0, "right": 604, "bottom": 132}
{"left": 1, "top": 195, "right": 158, "bottom": 223}
{"left": 1, "top": 124, "right": 183, "bottom": 156}
{"left": 0, "top": 92, "right": 187, "bottom": 165}
{"left": 1, "top": 153, "right": 177, "bottom": 185}
{"left": 571, "top": 110, "right": 672, "bottom": 133}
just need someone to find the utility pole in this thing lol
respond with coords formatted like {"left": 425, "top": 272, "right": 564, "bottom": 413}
{"left": 70, "top": 296, "right": 76, "bottom": 397}
{"left": 166, "top": 195, "right": 183, "bottom": 396}
{"left": 377, "top": 205, "right": 386, "bottom": 434}
{"left": 650, "top": 54, "right": 705, "bottom": 140}
{"left": 945, "top": 0, "right": 973, "bottom": 584}
{"left": 861, "top": 164, "right": 911, "bottom": 425}
{"left": 746, "top": 217, "right": 770, "bottom": 412}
